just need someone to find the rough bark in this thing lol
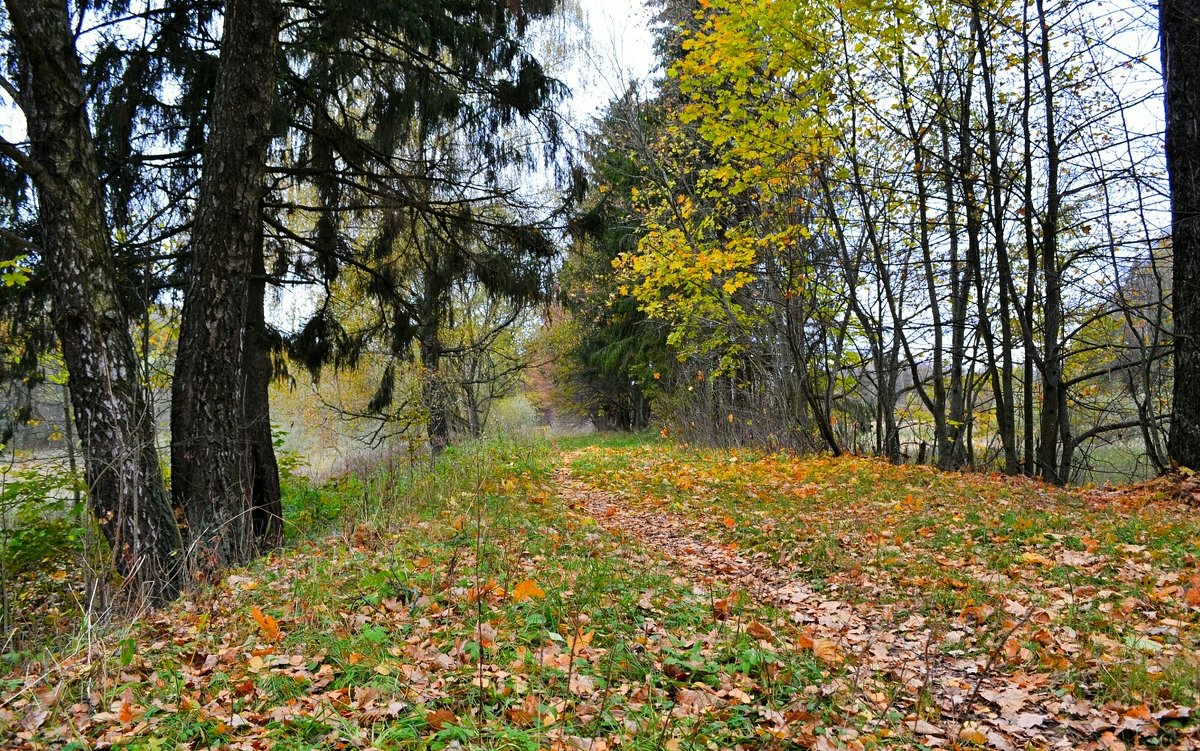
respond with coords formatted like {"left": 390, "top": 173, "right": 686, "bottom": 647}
{"left": 1162, "top": 0, "right": 1200, "bottom": 470}
{"left": 171, "top": 0, "right": 281, "bottom": 576}
{"left": 6, "top": 0, "right": 183, "bottom": 600}
{"left": 941, "top": 107, "right": 970, "bottom": 471}
{"left": 420, "top": 332, "right": 451, "bottom": 458}
{"left": 243, "top": 236, "right": 283, "bottom": 549}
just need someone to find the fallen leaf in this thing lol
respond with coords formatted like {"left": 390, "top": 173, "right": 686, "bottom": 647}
{"left": 117, "top": 691, "right": 136, "bottom": 724}
{"left": 512, "top": 579, "right": 546, "bottom": 601}
{"left": 427, "top": 708, "right": 457, "bottom": 729}
{"left": 677, "top": 687, "right": 720, "bottom": 714}
{"left": 747, "top": 620, "right": 775, "bottom": 642}
{"left": 250, "top": 606, "right": 281, "bottom": 641}
{"left": 1013, "top": 712, "right": 1046, "bottom": 729}
{"left": 812, "top": 638, "right": 842, "bottom": 665}
{"left": 959, "top": 727, "right": 988, "bottom": 745}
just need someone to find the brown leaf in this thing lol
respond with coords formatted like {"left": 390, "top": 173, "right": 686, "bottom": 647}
{"left": 907, "top": 718, "right": 942, "bottom": 736}
{"left": 507, "top": 705, "right": 536, "bottom": 726}
{"left": 677, "top": 687, "right": 720, "bottom": 714}
{"left": 811, "top": 638, "right": 842, "bottom": 665}
{"left": 746, "top": 620, "right": 775, "bottom": 642}
{"left": 427, "top": 708, "right": 457, "bottom": 729}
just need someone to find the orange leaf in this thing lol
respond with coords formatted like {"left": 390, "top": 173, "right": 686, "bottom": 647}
{"left": 722, "top": 516, "right": 736, "bottom": 529}
{"left": 1184, "top": 587, "right": 1200, "bottom": 607}
{"left": 511, "top": 579, "right": 546, "bottom": 602}
{"left": 959, "top": 728, "right": 988, "bottom": 745}
{"left": 507, "top": 705, "right": 536, "bottom": 725}
{"left": 250, "top": 606, "right": 281, "bottom": 641}
{"left": 713, "top": 597, "right": 731, "bottom": 619}
{"left": 469, "top": 578, "right": 499, "bottom": 604}
{"left": 117, "top": 691, "right": 136, "bottom": 724}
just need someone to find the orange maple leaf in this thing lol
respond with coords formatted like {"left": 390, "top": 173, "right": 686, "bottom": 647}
{"left": 250, "top": 606, "right": 281, "bottom": 641}
{"left": 511, "top": 579, "right": 546, "bottom": 602}
{"left": 117, "top": 689, "right": 137, "bottom": 723}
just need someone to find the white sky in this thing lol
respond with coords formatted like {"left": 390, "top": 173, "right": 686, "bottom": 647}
{"left": 563, "top": 0, "right": 659, "bottom": 121}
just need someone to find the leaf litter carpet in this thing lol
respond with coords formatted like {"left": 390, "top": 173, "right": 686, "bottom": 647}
{"left": 557, "top": 452, "right": 1193, "bottom": 750}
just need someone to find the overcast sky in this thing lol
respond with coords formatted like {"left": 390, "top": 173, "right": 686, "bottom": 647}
{"left": 559, "top": 0, "right": 659, "bottom": 125}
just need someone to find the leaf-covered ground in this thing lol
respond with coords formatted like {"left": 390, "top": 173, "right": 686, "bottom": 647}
{"left": 3, "top": 437, "right": 1198, "bottom": 750}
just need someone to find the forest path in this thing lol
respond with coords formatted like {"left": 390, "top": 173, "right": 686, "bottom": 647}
{"left": 555, "top": 450, "right": 1099, "bottom": 751}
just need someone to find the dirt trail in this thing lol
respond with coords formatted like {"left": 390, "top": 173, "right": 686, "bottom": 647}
{"left": 556, "top": 453, "right": 1108, "bottom": 750}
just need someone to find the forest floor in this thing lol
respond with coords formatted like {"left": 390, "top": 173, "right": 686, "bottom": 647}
{"left": 2, "top": 436, "right": 1199, "bottom": 750}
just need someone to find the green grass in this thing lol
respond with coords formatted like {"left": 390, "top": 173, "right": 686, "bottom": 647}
{"left": 7, "top": 434, "right": 1198, "bottom": 749}
{"left": 3, "top": 436, "right": 854, "bottom": 750}
{"left": 566, "top": 442, "right": 1200, "bottom": 714}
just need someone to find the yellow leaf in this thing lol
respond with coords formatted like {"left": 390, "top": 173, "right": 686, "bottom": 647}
{"left": 960, "top": 728, "right": 988, "bottom": 745}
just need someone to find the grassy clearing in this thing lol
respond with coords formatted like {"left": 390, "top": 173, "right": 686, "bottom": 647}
{"left": 4, "top": 436, "right": 1198, "bottom": 750}
{"left": 568, "top": 444, "right": 1200, "bottom": 713}
{"left": 2, "top": 438, "right": 847, "bottom": 750}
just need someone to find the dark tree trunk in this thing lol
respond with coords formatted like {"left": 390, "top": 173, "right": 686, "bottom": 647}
{"left": 971, "top": 0, "right": 1019, "bottom": 476}
{"left": 1020, "top": 6, "right": 1039, "bottom": 477}
{"left": 243, "top": 237, "right": 283, "bottom": 549}
{"left": 1162, "top": 0, "right": 1200, "bottom": 470}
{"left": 6, "top": 0, "right": 183, "bottom": 600}
{"left": 1035, "top": 0, "right": 1069, "bottom": 485}
{"left": 941, "top": 110, "right": 970, "bottom": 471}
{"left": 171, "top": 0, "right": 281, "bottom": 576}
{"left": 420, "top": 333, "right": 451, "bottom": 458}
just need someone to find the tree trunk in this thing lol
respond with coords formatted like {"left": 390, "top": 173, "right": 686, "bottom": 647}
{"left": 1035, "top": 0, "right": 1068, "bottom": 485}
{"left": 243, "top": 236, "right": 283, "bottom": 549}
{"left": 1162, "top": 0, "right": 1200, "bottom": 470}
{"left": 171, "top": 0, "right": 281, "bottom": 576}
{"left": 6, "top": 0, "right": 182, "bottom": 600}
{"left": 421, "top": 333, "right": 451, "bottom": 458}
{"left": 941, "top": 110, "right": 970, "bottom": 471}
{"left": 1020, "top": 5, "right": 1039, "bottom": 477}
{"left": 971, "top": 0, "right": 1020, "bottom": 475}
